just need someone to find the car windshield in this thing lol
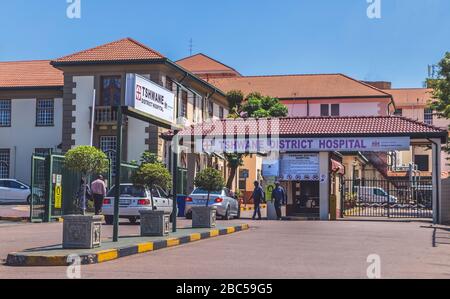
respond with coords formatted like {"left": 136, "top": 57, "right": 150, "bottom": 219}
{"left": 192, "top": 189, "right": 222, "bottom": 195}
{"left": 107, "top": 185, "right": 146, "bottom": 197}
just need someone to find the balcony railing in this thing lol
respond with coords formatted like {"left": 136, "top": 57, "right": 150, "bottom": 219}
{"left": 90, "top": 106, "right": 118, "bottom": 126}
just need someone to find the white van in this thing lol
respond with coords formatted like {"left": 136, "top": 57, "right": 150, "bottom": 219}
{"left": 354, "top": 186, "right": 397, "bottom": 203}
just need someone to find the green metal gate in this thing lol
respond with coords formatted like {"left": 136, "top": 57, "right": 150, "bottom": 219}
{"left": 30, "top": 154, "right": 114, "bottom": 222}
{"left": 30, "top": 155, "right": 46, "bottom": 222}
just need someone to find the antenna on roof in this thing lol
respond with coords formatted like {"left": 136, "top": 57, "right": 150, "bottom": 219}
{"left": 189, "top": 38, "right": 194, "bottom": 56}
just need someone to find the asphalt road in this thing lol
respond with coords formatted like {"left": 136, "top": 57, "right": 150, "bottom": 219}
{"left": 1, "top": 215, "right": 450, "bottom": 279}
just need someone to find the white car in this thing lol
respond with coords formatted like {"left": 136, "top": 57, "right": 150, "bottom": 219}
{"left": 0, "top": 179, "right": 32, "bottom": 204}
{"left": 355, "top": 186, "right": 397, "bottom": 204}
{"left": 103, "top": 184, "right": 174, "bottom": 224}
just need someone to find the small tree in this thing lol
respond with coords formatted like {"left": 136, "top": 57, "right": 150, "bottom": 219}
{"left": 65, "top": 146, "right": 108, "bottom": 214}
{"left": 194, "top": 168, "right": 225, "bottom": 207}
{"left": 132, "top": 163, "right": 172, "bottom": 210}
{"left": 224, "top": 92, "right": 288, "bottom": 189}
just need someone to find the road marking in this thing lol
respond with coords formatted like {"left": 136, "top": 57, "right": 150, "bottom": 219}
{"left": 190, "top": 233, "right": 201, "bottom": 242}
{"left": 227, "top": 227, "right": 236, "bottom": 234}
{"left": 210, "top": 229, "right": 220, "bottom": 237}
{"left": 137, "top": 242, "right": 154, "bottom": 253}
{"left": 97, "top": 249, "right": 118, "bottom": 263}
{"left": 167, "top": 238, "right": 180, "bottom": 247}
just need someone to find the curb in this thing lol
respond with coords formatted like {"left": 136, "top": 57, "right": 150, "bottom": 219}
{"left": 5, "top": 224, "right": 250, "bottom": 267}
{"left": 0, "top": 216, "right": 29, "bottom": 223}
{"left": 241, "top": 205, "right": 267, "bottom": 212}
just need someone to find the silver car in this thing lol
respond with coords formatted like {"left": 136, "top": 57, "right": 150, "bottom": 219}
{"left": 185, "top": 188, "right": 240, "bottom": 220}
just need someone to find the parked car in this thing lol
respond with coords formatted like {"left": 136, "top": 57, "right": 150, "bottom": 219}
{"left": 0, "top": 179, "right": 32, "bottom": 204}
{"left": 354, "top": 186, "right": 397, "bottom": 203}
{"left": 185, "top": 188, "right": 240, "bottom": 220}
{"left": 102, "top": 183, "right": 174, "bottom": 225}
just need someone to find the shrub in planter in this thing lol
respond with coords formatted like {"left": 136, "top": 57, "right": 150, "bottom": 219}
{"left": 192, "top": 168, "right": 225, "bottom": 228}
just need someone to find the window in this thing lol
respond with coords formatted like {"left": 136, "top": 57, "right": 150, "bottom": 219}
{"left": 424, "top": 109, "right": 433, "bottom": 125}
{"left": 208, "top": 101, "right": 214, "bottom": 118}
{"left": 330, "top": 104, "right": 340, "bottom": 116}
{"left": 414, "top": 155, "right": 429, "bottom": 172}
{"left": 219, "top": 106, "right": 224, "bottom": 119}
{"left": 36, "top": 99, "right": 54, "bottom": 126}
{"left": 320, "top": 104, "right": 339, "bottom": 117}
{"left": 101, "top": 76, "right": 121, "bottom": 106}
{"left": 0, "top": 100, "right": 11, "bottom": 127}
{"left": 165, "top": 77, "right": 173, "bottom": 91}
{"left": 0, "top": 149, "right": 10, "bottom": 178}
{"left": 320, "top": 104, "right": 329, "bottom": 117}
{"left": 181, "top": 91, "right": 188, "bottom": 118}
{"left": 394, "top": 109, "right": 403, "bottom": 116}
{"left": 100, "top": 136, "right": 117, "bottom": 172}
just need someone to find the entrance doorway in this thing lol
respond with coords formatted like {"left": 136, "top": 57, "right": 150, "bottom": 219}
{"left": 292, "top": 181, "right": 320, "bottom": 215}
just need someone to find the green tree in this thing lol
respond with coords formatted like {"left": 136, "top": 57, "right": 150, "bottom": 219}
{"left": 132, "top": 163, "right": 172, "bottom": 210}
{"left": 429, "top": 52, "right": 450, "bottom": 155}
{"left": 65, "top": 146, "right": 109, "bottom": 214}
{"left": 65, "top": 146, "right": 109, "bottom": 178}
{"left": 194, "top": 168, "right": 225, "bottom": 206}
{"left": 224, "top": 92, "right": 288, "bottom": 189}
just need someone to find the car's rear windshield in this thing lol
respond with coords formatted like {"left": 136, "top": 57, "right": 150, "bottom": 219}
{"left": 107, "top": 185, "right": 146, "bottom": 197}
{"left": 192, "top": 189, "right": 222, "bottom": 195}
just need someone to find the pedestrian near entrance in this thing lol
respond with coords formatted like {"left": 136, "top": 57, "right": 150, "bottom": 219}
{"left": 91, "top": 175, "right": 107, "bottom": 215}
{"left": 249, "top": 181, "right": 265, "bottom": 220}
{"left": 272, "top": 182, "right": 287, "bottom": 220}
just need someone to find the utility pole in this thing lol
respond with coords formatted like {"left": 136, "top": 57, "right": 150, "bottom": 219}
{"left": 189, "top": 38, "right": 193, "bottom": 56}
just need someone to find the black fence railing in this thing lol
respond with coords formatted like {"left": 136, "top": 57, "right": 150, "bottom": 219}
{"left": 342, "top": 178, "right": 433, "bottom": 218}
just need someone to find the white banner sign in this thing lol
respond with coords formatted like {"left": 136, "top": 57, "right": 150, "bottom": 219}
{"left": 196, "top": 137, "right": 410, "bottom": 153}
{"left": 125, "top": 74, "right": 176, "bottom": 126}
{"left": 280, "top": 153, "right": 320, "bottom": 181}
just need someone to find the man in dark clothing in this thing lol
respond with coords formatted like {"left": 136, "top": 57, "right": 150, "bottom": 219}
{"left": 272, "top": 181, "right": 287, "bottom": 220}
{"left": 249, "top": 181, "right": 265, "bottom": 220}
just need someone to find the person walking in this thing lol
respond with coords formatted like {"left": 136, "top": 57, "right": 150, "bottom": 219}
{"left": 91, "top": 175, "right": 107, "bottom": 215}
{"left": 248, "top": 181, "right": 265, "bottom": 220}
{"left": 272, "top": 181, "right": 287, "bottom": 220}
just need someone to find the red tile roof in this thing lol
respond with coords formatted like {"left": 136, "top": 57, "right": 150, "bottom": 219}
{"left": 175, "top": 116, "right": 446, "bottom": 140}
{"left": 54, "top": 38, "right": 165, "bottom": 64}
{"left": 383, "top": 88, "right": 433, "bottom": 107}
{"left": 176, "top": 53, "right": 241, "bottom": 76}
{"left": 209, "top": 74, "right": 392, "bottom": 99}
{"left": 0, "top": 60, "right": 63, "bottom": 89}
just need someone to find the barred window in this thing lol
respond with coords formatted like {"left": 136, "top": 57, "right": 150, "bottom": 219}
{"left": 0, "top": 100, "right": 11, "bottom": 127}
{"left": 424, "top": 109, "right": 433, "bottom": 125}
{"left": 208, "top": 101, "right": 214, "bottom": 118}
{"left": 36, "top": 99, "right": 54, "bottom": 126}
{"left": 0, "top": 149, "right": 10, "bottom": 179}
{"left": 181, "top": 91, "right": 188, "bottom": 118}
{"left": 100, "top": 136, "right": 117, "bottom": 172}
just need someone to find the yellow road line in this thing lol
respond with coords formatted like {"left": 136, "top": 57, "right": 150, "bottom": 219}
{"left": 137, "top": 242, "right": 154, "bottom": 253}
{"left": 97, "top": 249, "right": 118, "bottom": 263}
{"left": 190, "top": 233, "right": 201, "bottom": 242}
{"left": 167, "top": 238, "right": 180, "bottom": 247}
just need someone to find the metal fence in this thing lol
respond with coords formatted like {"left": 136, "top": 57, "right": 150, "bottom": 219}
{"left": 30, "top": 154, "right": 139, "bottom": 222}
{"left": 342, "top": 178, "right": 433, "bottom": 218}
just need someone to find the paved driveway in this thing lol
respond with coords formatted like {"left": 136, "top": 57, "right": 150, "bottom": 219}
{"left": 1, "top": 218, "right": 450, "bottom": 279}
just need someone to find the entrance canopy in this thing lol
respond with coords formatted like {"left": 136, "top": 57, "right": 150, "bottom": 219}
{"left": 170, "top": 116, "right": 447, "bottom": 154}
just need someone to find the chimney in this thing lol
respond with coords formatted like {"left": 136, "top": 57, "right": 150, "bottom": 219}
{"left": 363, "top": 81, "right": 392, "bottom": 90}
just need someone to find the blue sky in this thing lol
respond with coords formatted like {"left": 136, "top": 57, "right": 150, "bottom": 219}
{"left": 1, "top": 0, "right": 449, "bottom": 87}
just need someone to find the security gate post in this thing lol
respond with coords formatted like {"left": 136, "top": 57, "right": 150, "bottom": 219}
{"left": 113, "top": 107, "right": 123, "bottom": 242}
